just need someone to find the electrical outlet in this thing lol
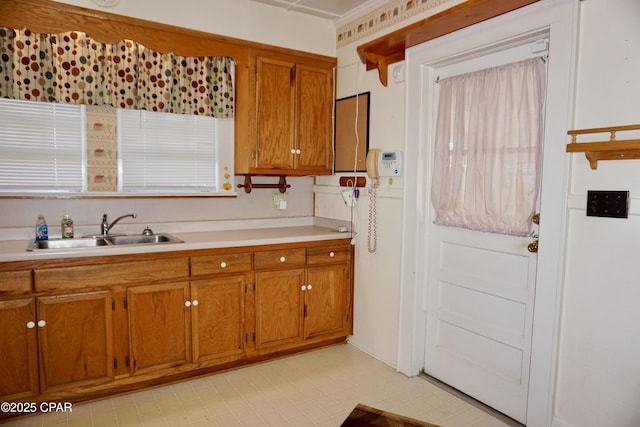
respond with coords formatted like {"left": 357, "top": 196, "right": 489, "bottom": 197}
{"left": 586, "top": 190, "right": 629, "bottom": 218}
{"left": 272, "top": 192, "right": 286, "bottom": 210}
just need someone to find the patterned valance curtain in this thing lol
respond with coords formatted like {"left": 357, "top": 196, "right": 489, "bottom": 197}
{"left": 0, "top": 28, "right": 234, "bottom": 118}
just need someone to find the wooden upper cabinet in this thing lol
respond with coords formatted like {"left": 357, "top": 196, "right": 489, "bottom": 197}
{"left": 255, "top": 57, "right": 297, "bottom": 170}
{"left": 239, "top": 51, "right": 335, "bottom": 176}
{"left": 295, "top": 64, "right": 333, "bottom": 173}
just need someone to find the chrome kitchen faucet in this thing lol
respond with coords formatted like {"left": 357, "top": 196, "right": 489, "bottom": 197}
{"left": 101, "top": 213, "right": 137, "bottom": 236}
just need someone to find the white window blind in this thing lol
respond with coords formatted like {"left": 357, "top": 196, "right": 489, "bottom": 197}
{"left": 0, "top": 98, "right": 84, "bottom": 192}
{"left": 119, "top": 109, "right": 218, "bottom": 193}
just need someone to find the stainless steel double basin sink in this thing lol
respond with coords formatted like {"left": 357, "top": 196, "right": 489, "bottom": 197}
{"left": 27, "top": 234, "right": 183, "bottom": 251}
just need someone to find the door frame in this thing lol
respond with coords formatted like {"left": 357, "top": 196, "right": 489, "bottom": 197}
{"left": 397, "top": 1, "right": 578, "bottom": 426}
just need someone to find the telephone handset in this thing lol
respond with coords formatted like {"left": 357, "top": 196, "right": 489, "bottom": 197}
{"left": 366, "top": 149, "right": 402, "bottom": 178}
{"left": 365, "top": 150, "right": 402, "bottom": 253}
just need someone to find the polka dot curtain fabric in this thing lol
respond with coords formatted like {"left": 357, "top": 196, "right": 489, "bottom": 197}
{"left": 0, "top": 28, "right": 234, "bottom": 118}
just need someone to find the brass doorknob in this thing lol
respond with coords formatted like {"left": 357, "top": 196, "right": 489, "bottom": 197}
{"left": 527, "top": 240, "right": 539, "bottom": 253}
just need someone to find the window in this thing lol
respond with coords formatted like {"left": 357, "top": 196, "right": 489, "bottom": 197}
{"left": 0, "top": 98, "right": 85, "bottom": 192}
{"left": 0, "top": 98, "right": 234, "bottom": 195}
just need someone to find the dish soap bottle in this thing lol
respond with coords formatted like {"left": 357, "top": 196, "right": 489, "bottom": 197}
{"left": 35, "top": 214, "right": 48, "bottom": 241}
{"left": 61, "top": 210, "right": 74, "bottom": 239}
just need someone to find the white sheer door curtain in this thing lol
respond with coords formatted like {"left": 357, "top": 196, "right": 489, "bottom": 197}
{"left": 431, "top": 57, "right": 547, "bottom": 236}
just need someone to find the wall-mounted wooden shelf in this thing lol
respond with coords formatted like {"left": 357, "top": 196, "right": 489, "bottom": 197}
{"left": 355, "top": 0, "right": 539, "bottom": 86}
{"left": 566, "top": 124, "right": 640, "bottom": 169}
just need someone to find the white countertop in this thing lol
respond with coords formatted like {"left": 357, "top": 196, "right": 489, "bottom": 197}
{"left": 0, "top": 222, "right": 353, "bottom": 263}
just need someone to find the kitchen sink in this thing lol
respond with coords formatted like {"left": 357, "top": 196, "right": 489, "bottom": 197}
{"left": 105, "top": 234, "right": 183, "bottom": 245}
{"left": 30, "top": 237, "right": 110, "bottom": 250}
{"left": 27, "top": 233, "right": 183, "bottom": 251}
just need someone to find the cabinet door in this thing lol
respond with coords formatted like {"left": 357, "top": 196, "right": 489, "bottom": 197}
{"left": 305, "top": 264, "right": 352, "bottom": 339}
{"left": 255, "top": 269, "right": 305, "bottom": 349}
{"left": 191, "top": 275, "right": 245, "bottom": 363}
{"left": 256, "top": 56, "right": 296, "bottom": 170}
{"left": 295, "top": 64, "right": 333, "bottom": 173}
{"left": 37, "top": 292, "right": 113, "bottom": 392}
{"left": 0, "top": 298, "right": 39, "bottom": 400}
{"left": 128, "top": 282, "right": 191, "bottom": 375}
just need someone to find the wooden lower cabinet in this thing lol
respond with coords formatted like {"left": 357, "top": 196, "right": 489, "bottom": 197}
{"left": 127, "top": 282, "right": 191, "bottom": 375}
{"left": 305, "top": 264, "right": 351, "bottom": 339}
{"left": 37, "top": 292, "right": 114, "bottom": 392}
{"left": 128, "top": 276, "right": 248, "bottom": 374}
{"left": 254, "top": 255, "right": 352, "bottom": 352}
{"left": 0, "top": 298, "right": 39, "bottom": 400}
{"left": 191, "top": 275, "right": 247, "bottom": 363}
{"left": 255, "top": 269, "right": 306, "bottom": 349}
{"left": 0, "top": 292, "right": 114, "bottom": 402}
{"left": 0, "top": 239, "right": 353, "bottom": 419}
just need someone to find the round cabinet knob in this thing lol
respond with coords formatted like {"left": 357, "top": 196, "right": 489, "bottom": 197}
{"left": 37, "top": 320, "right": 46, "bottom": 328}
{"left": 291, "top": 148, "right": 296, "bottom": 154}
{"left": 296, "top": 149, "right": 301, "bottom": 155}
{"left": 301, "top": 285, "right": 307, "bottom": 291}
{"left": 280, "top": 256, "right": 286, "bottom": 263}
{"left": 329, "top": 251, "right": 335, "bottom": 257}
{"left": 220, "top": 261, "right": 227, "bottom": 268}
{"left": 185, "top": 301, "right": 191, "bottom": 307}
{"left": 26, "top": 321, "right": 36, "bottom": 329}
{"left": 307, "top": 284, "right": 313, "bottom": 290}
{"left": 192, "top": 300, "right": 199, "bottom": 306}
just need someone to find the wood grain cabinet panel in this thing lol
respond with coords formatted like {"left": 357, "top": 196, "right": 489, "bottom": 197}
{"left": 254, "top": 269, "right": 305, "bottom": 349}
{"left": 0, "top": 270, "right": 32, "bottom": 296}
{"left": 306, "top": 244, "right": 351, "bottom": 265}
{"left": 242, "top": 53, "right": 335, "bottom": 176}
{"left": 191, "top": 252, "right": 252, "bottom": 276}
{"left": 255, "top": 57, "right": 296, "bottom": 171}
{"left": 305, "top": 264, "right": 352, "bottom": 339}
{"left": 127, "top": 282, "right": 191, "bottom": 375}
{"left": 36, "top": 292, "right": 113, "bottom": 392}
{"left": 295, "top": 64, "right": 333, "bottom": 173}
{"left": 0, "top": 298, "right": 39, "bottom": 401}
{"left": 254, "top": 248, "right": 306, "bottom": 270}
{"left": 34, "top": 257, "right": 189, "bottom": 292}
{"left": 191, "top": 275, "right": 246, "bottom": 363}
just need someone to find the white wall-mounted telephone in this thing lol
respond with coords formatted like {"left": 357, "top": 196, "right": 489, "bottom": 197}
{"left": 365, "top": 150, "right": 402, "bottom": 253}
{"left": 365, "top": 149, "right": 403, "bottom": 178}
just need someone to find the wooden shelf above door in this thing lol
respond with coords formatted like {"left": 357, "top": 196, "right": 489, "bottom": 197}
{"left": 566, "top": 124, "right": 640, "bottom": 169}
{"left": 356, "top": 0, "right": 539, "bottom": 86}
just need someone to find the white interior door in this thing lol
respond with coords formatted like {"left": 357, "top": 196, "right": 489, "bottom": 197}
{"left": 423, "top": 41, "right": 545, "bottom": 424}
{"left": 425, "top": 224, "right": 538, "bottom": 423}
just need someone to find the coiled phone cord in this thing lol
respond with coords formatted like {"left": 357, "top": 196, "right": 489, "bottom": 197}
{"left": 367, "top": 178, "right": 380, "bottom": 253}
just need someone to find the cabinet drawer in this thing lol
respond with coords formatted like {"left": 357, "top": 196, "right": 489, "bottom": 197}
{"left": 34, "top": 257, "right": 189, "bottom": 292}
{"left": 254, "top": 248, "right": 306, "bottom": 270}
{"left": 0, "top": 270, "right": 32, "bottom": 295}
{"left": 306, "top": 245, "right": 351, "bottom": 265}
{"left": 191, "top": 252, "right": 252, "bottom": 276}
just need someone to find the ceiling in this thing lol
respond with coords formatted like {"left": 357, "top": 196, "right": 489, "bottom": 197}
{"left": 248, "top": 0, "right": 385, "bottom": 21}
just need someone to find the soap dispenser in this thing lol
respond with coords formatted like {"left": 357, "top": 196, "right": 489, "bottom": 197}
{"left": 61, "top": 210, "right": 74, "bottom": 239}
{"left": 35, "top": 214, "right": 48, "bottom": 241}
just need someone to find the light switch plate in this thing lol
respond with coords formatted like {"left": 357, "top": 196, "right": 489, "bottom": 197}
{"left": 586, "top": 190, "right": 629, "bottom": 218}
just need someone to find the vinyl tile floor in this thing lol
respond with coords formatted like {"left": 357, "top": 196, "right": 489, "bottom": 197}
{"left": 5, "top": 344, "right": 515, "bottom": 427}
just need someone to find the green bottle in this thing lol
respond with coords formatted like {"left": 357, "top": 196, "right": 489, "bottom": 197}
{"left": 61, "top": 210, "right": 74, "bottom": 239}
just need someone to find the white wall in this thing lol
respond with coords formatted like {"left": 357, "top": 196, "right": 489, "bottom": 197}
{"left": 321, "top": 0, "right": 640, "bottom": 426}
{"left": 554, "top": 0, "right": 640, "bottom": 426}
{"left": 51, "top": 0, "right": 336, "bottom": 56}
{"left": 315, "top": 0, "right": 465, "bottom": 367}
{"left": 0, "top": 0, "right": 334, "bottom": 236}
